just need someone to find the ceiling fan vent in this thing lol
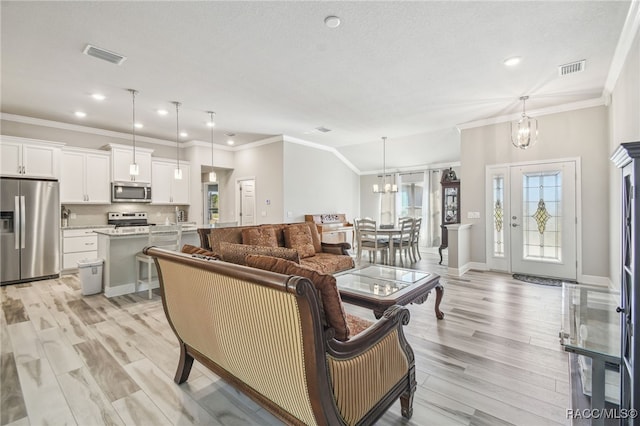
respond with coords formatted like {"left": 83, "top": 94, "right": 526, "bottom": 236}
{"left": 315, "top": 126, "right": 331, "bottom": 133}
{"left": 83, "top": 44, "right": 127, "bottom": 65}
{"left": 558, "top": 60, "right": 585, "bottom": 76}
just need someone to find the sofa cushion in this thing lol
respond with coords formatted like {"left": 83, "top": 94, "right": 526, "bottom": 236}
{"left": 245, "top": 255, "right": 351, "bottom": 341}
{"left": 181, "top": 244, "right": 219, "bottom": 259}
{"left": 283, "top": 224, "right": 316, "bottom": 259}
{"left": 219, "top": 242, "right": 300, "bottom": 266}
{"left": 242, "top": 226, "right": 278, "bottom": 247}
{"left": 300, "top": 252, "right": 355, "bottom": 274}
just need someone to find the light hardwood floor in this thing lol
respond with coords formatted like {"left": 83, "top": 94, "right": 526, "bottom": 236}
{"left": 1, "top": 250, "right": 571, "bottom": 426}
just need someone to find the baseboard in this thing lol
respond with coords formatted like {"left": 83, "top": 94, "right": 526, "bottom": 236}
{"left": 104, "top": 280, "right": 158, "bottom": 298}
{"left": 468, "top": 262, "right": 488, "bottom": 271}
{"left": 448, "top": 263, "right": 472, "bottom": 277}
{"left": 578, "top": 274, "right": 611, "bottom": 287}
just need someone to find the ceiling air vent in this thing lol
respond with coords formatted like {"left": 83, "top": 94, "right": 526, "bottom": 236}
{"left": 558, "top": 60, "right": 585, "bottom": 76}
{"left": 315, "top": 126, "right": 331, "bottom": 133}
{"left": 83, "top": 44, "right": 127, "bottom": 65}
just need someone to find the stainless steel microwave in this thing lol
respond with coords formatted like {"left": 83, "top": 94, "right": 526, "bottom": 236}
{"left": 111, "top": 182, "right": 152, "bottom": 203}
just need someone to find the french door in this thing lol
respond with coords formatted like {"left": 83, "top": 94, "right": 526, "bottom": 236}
{"left": 486, "top": 160, "right": 577, "bottom": 280}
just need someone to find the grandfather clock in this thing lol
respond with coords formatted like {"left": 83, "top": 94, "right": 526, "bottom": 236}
{"left": 439, "top": 168, "right": 460, "bottom": 265}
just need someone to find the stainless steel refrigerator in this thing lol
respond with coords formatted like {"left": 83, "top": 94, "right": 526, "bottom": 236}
{"left": 1, "top": 178, "right": 60, "bottom": 285}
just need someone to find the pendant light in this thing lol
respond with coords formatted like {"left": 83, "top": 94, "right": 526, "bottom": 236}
{"left": 172, "top": 101, "right": 182, "bottom": 180}
{"left": 372, "top": 137, "right": 398, "bottom": 193}
{"left": 511, "top": 96, "right": 538, "bottom": 149}
{"left": 127, "top": 89, "right": 139, "bottom": 178}
{"left": 207, "top": 111, "right": 217, "bottom": 182}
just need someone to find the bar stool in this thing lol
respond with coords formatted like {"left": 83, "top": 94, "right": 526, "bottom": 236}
{"left": 135, "top": 225, "right": 182, "bottom": 299}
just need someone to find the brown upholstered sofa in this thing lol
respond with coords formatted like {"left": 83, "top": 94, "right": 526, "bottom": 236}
{"left": 197, "top": 222, "right": 354, "bottom": 274}
{"left": 146, "top": 246, "right": 416, "bottom": 426}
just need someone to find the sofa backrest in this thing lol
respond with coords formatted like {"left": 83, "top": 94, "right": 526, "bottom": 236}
{"left": 146, "top": 247, "right": 340, "bottom": 425}
{"left": 199, "top": 222, "right": 322, "bottom": 255}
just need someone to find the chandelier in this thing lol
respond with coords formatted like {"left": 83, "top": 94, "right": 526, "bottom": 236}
{"left": 372, "top": 137, "right": 397, "bottom": 193}
{"left": 511, "top": 96, "right": 538, "bottom": 149}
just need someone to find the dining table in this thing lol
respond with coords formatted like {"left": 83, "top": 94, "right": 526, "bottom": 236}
{"left": 374, "top": 226, "right": 404, "bottom": 266}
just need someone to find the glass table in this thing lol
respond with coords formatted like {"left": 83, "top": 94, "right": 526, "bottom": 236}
{"left": 335, "top": 265, "right": 443, "bottom": 319}
{"left": 560, "top": 283, "right": 621, "bottom": 425}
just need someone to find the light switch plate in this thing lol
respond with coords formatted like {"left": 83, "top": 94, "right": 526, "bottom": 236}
{"left": 467, "top": 211, "right": 481, "bottom": 219}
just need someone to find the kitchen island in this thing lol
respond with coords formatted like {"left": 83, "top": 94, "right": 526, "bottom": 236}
{"left": 95, "top": 225, "right": 199, "bottom": 297}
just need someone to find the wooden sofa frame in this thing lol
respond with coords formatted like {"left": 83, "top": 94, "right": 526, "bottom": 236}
{"left": 145, "top": 246, "right": 416, "bottom": 426}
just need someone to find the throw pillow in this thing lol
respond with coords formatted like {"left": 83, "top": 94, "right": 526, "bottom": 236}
{"left": 245, "top": 254, "right": 350, "bottom": 341}
{"left": 241, "top": 226, "right": 278, "bottom": 247}
{"left": 218, "top": 242, "right": 300, "bottom": 266}
{"left": 283, "top": 224, "right": 316, "bottom": 259}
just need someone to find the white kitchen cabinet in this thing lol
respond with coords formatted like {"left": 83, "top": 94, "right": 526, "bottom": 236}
{"left": 61, "top": 148, "right": 110, "bottom": 203}
{"left": 0, "top": 136, "right": 63, "bottom": 178}
{"left": 151, "top": 159, "right": 190, "bottom": 204}
{"left": 62, "top": 228, "right": 111, "bottom": 271}
{"left": 104, "top": 143, "right": 153, "bottom": 183}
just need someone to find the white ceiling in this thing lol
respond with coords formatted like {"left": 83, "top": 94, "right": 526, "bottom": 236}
{"left": 0, "top": 1, "right": 632, "bottom": 172}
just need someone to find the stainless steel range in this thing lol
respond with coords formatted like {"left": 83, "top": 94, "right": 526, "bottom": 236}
{"left": 107, "top": 212, "right": 152, "bottom": 228}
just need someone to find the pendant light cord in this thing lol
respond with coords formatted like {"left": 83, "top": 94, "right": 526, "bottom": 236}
{"left": 174, "top": 101, "right": 181, "bottom": 170}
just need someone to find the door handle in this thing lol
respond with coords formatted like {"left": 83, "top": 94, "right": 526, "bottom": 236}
{"left": 20, "top": 196, "right": 26, "bottom": 249}
{"left": 511, "top": 223, "right": 519, "bottom": 227}
{"left": 14, "top": 196, "right": 19, "bottom": 249}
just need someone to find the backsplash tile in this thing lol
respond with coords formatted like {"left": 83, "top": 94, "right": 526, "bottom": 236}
{"left": 61, "top": 204, "right": 189, "bottom": 227}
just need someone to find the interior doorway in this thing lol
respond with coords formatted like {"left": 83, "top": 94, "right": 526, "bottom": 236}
{"left": 236, "top": 178, "right": 256, "bottom": 226}
{"left": 203, "top": 183, "right": 219, "bottom": 224}
{"left": 486, "top": 159, "right": 578, "bottom": 280}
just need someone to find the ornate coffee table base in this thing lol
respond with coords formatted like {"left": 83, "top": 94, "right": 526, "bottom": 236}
{"left": 372, "top": 284, "right": 444, "bottom": 319}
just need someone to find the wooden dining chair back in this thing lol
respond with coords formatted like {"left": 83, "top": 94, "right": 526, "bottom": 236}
{"left": 355, "top": 218, "right": 389, "bottom": 265}
{"left": 393, "top": 217, "right": 414, "bottom": 266}
{"left": 410, "top": 217, "right": 422, "bottom": 262}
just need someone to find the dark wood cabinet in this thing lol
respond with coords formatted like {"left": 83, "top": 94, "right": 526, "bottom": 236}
{"left": 611, "top": 141, "right": 640, "bottom": 422}
{"left": 438, "top": 168, "right": 460, "bottom": 265}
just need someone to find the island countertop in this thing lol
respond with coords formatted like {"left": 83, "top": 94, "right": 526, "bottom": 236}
{"left": 94, "top": 225, "right": 197, "bottom": 237}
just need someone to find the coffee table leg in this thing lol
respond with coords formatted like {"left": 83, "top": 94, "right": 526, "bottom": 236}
{"left": 434, "top": 285, "right": 444, "bottom": 319}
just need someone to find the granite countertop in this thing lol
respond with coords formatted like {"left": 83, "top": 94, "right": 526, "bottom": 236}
{"left": 62, "top": 224, "right": 115, "bottom": 230}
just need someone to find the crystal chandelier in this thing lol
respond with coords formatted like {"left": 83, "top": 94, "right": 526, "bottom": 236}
{"left": 372, "top": 137, "right": 397, "bottom": 193}
{"left": 511, "top": 96, "right": 538, "bottom": 149}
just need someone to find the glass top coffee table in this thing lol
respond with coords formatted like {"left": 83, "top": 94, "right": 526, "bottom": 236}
{"left": 335, "top": 265, "right": 443, "bottom": 319}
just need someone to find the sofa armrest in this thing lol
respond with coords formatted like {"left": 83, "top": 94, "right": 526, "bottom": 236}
{"left": 321, "top": 242, "right": 351, "bottom": 255}
{"left": 325, "top": 306, "right": 414, "bottom": 425}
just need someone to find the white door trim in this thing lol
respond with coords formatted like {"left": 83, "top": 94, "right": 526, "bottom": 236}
{"left": 485, "top": 157, "right": 582, "bottom": 279}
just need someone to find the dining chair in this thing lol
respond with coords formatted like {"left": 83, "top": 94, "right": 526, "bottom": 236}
{"left": 392, "top": 217, "right": 414, "bottom": 266}
{"left": 410, "top": 217, "right": 422, "bottom": 262}
{"left": 136, "top": 224, "right": 182, "bottom": 299}
{"left": 355, "top": 218, "right": 389, "bottom": 265}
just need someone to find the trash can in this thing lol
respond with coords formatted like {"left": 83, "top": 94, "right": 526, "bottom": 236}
{"left": 77, "top": 258, "right": 103, "bottom": 296}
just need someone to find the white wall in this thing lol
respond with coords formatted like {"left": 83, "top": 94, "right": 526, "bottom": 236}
{"left": 608, "top": 28, "right": 640, "bottom": 288}
{"left": 283, "top": 142, "right": 360, "bottom": 223}
{"left": 460, "top": 106, "right": 610, "bottom": 280}
{"left": 227, "top": 141, "right": 284, "bottom": 224}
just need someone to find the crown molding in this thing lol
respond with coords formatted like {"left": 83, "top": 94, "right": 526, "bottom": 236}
{"left": 604, "top": 0, "right": 640, "bottom": 95}
{"left": 456, "top": 96, "right": 606, "bottom": 130}
{"left": 361, "top": 160, "right": 461, "bottom": 176}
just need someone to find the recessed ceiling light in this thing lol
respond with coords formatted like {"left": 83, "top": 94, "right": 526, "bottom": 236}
{"left": 226, "top": 133, "right": 236, "bottom": 145}
{"left": 324, "top": 15, "right": 341, "bottom": 28}
{"left": 74, "top": 111, "right": 86, "bottom": 118}
{"left": 180, "top": 131, "right": 188, "bottom": 138}
{"left": 91, "top": 93, "right": 106, "bottom": 101}
{"left": 157, "top": 109, "right": 168, "bottom": 116}
{"left": 504, "top": 56, "right": 522, "bottom": 67}
{"left": 227, "top": 140, "right": 235, "bottom": 145}
{"left": 134, "top": 123, "right": 143, "bottom": 129}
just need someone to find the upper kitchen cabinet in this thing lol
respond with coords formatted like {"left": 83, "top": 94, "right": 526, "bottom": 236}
{"left": 104, "top": 143, "right": 153, "bottom": 183}
{"left": 0, "top": 136, "right": 63, "bottom": 179}
{"left": 151, "top": 159, "right": 190, "bottom": 205}
{"left": 61, "top": 147, "right": 110, "bottom": 204}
